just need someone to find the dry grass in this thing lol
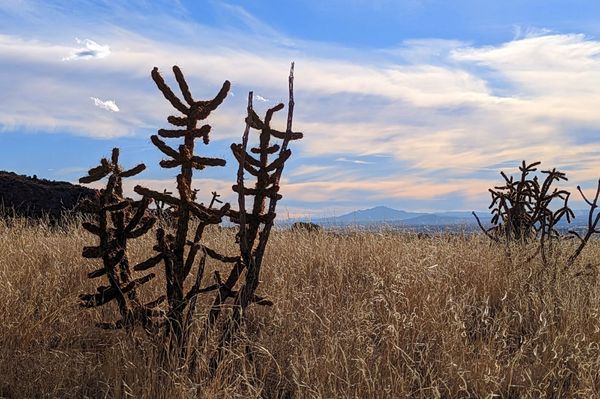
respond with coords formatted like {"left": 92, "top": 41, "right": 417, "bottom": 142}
{"left": 0, "top": 219, "right": 599, "bottom": 398}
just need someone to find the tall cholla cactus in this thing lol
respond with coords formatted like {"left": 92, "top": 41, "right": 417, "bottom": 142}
{"left": 209, "top": 63, "right": 303, "bottom": 370}
{"left": 134, "top": 66, "right": 232, "bottom": 343}
{"left": 79, "top": 148, "right": 160, "bottom": 330}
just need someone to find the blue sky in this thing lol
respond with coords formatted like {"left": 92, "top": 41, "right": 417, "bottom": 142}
{"left": 1, "top": 0, "right": 600, "bottom": 216}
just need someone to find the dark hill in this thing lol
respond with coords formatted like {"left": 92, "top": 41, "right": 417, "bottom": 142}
{"left": 0, "top": 171, "right": 97, "bottom": 220}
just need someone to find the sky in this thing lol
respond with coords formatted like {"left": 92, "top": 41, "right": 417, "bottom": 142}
{"left": 1, "top": 0, "right": 600, "bottom": 217}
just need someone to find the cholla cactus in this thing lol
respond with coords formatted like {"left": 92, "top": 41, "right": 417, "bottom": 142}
{"left": 79, "top": 148, "right": 159, "bottom": 330}
{"left": 566, "top": 179, "right": 600, "bottom": 269}
{"left": 79, "top": 64, "right": 304, "bottom": 369}
{"left": 473, "top": 161, "right": 574, "bottom": 242}
{"left": 209, "top": 63, "right": 302, "bottom": 370}
{"left": 133, "top": 66, "right": 232, "bottom": 344}
{"left": 472, "top": 161, "right": 577, "bottom": 267}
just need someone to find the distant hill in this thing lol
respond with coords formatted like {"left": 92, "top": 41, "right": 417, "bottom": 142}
{"left": 301, "top": 206, "right": 592, "bottom": 231}
{"left": 318, "top": 206, "right": 426, "bottom": 224}
{"left": 0, "top": 171, "right": 97, "bottom": 220}
{"left": 311, "top": 205, "right": 474, "bottom": 227}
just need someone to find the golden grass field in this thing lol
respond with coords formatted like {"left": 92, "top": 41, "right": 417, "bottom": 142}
{"left": 0, "top": 218, "right": 599, "bottom": 398}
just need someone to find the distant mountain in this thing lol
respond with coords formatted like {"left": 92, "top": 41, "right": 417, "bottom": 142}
{"left": 283, "top": 206, "right": 593, "bottom": 230}
{"left": 310, "top": 206, "right": 479, "bottom": 227}
{"left": 317, "top": 206, "right": 427, "bottom": 224}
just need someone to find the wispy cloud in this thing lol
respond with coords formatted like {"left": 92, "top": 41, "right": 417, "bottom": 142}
{"left": 254, "top": 94, "right": 269, "bottom": 102}
{"left": 290, "top": 165, "right": 335, "bottom": 177}
{"left": 335, "top": 157, "right": 374, "bottom": 165}
{"left": 62, "top": 38, "right": 110, "bottom": 61}
{"left": 282, "top": 176, "right": 492, "bottom": 203}
{"left": 90, "top": 97, "right": 119, "bottom": 112}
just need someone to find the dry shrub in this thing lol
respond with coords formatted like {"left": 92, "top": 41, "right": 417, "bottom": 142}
{"left": 1, "top": 222, "right": 598, "bottom": 398}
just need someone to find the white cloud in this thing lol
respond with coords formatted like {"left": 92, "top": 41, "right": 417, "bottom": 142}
{"left": 254, "top": 94, "right": 269, "bottom": 102}
{"left": 62, "top": 38, "right": 110, "bottom": 61}
{"left": 90, "top": 97, "right": 120, "bottom": 112}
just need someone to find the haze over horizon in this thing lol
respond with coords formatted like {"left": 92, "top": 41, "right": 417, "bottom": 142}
{"left": 1, "top": 1, "right": 600, "bottom": 217}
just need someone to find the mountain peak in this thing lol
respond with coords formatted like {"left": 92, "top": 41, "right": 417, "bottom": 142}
{"left": 324, "top": 206, "right": 427, "bottom": 223}
{"left": 370, "top": 205, "right": 394, "bottom": 210}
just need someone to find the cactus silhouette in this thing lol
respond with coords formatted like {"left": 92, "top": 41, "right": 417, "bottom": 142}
{"left": 78, "top": 148, "right": 159, "bottom": 330}
{"left": 133, "top": 66, "right": 232, "bottom": 346}
{"left": 209, "top": 63, "right": 303, "bottom": 371}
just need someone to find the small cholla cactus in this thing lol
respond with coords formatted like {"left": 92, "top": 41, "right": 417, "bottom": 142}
{"left": 473, "top": 161, "right": 574, "bottom": 243}
{"left": 472, "top": 160, "right": 576, "bottom": 267}
{"left": 566, "top": 179, "right": 600, "bottom": 269}
{"left": 78, "top": 148, "right": 161, "bottom": 330}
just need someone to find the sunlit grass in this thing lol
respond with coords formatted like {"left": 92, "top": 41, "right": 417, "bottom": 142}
{"left": 0, "top": 219, "right": 598, "bottom": 398}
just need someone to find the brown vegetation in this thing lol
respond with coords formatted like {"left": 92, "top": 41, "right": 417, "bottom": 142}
{"left": 77, "top": 148, "right": 158, "bottom": 331}
{"left": 0, "top": 221, "right": 598, "bottom": 398}
{"left": 213, "top": 64, "right": 302, "bottom": 369}
{"left": 473, "top": 161, "right": 574, "bottom": 243}
{"left": 567, "top": 179, "right": 600, "bottom": 269}
{"left": 131, "top": 65, "right": 232, "bottom": 348}
{"left": 291, "top": 221, "right": 322, "bottom": 233}
{"left": 474, "top": 161, "right": 600, "bottom": 269}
